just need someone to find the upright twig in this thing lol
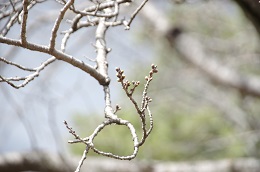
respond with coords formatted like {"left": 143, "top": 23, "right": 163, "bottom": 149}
{"left": 20, "top": 0, "right": 28, "bottom": 44}
{"left": 49, "top": 0, "right": 74, "bottom": 51}
{"left": 124, "top": 0, "right": 149, "bottom": 29}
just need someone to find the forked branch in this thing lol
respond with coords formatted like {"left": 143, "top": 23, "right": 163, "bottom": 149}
{"left": 0, "top": 56, "right": 56, "bottom": 89}
{"left": 0, "top": 1, "right": 156, "bottom": 172}
{"left": 65, "top": 64, "right": 158, "bottom": 171}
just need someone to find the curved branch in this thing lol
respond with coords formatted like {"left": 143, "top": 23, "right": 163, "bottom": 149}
{"left": 92, "top": 123, "right": 139, "bottom": 161}
{"left": 65, "top": 65, "right": 157, "bottom": 170}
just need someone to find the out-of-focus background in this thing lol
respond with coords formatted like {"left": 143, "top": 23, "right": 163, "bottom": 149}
{"left": 1, "top": 0, "right": 260, "bottom": 171}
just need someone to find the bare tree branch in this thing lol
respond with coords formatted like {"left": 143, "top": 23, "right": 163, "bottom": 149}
{"left": 124, "top": 0, "right": 149, "bottom": 29}
{"left": 0, "top": 57, "right": 36, "bottom": 71}
{"left": 0, "top": 1, "right": 157, "bottom": 171}
{"left": 95, "top": 17, "right": 110, "bottom": 83}
{"left": 0, "top": 56, "right": 55, "bottom": 88}
{"left": 49, "top": 0, "right": 74, "bottom": 51}
{"left": 20, "top": 0, "right": 28, "bottom": 44}
{"left": 0, "top": 0, "right": 44, "bottom": 36}
{"left": 0, "top": 36, "right": 108, "bottom": 86}
{"left": 66, "top": 64, "right": 157, "bottom": 170}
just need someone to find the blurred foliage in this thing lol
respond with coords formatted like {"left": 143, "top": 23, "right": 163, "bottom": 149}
{"left": 71, "top": 0, "right": 260, "bottom": 161}
{"left": 71, "top": 103, "right": 245, "bottom": 161}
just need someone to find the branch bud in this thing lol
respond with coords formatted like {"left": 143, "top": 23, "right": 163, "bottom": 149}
{"left": 115, "top": 67, "right": 120, "bottom": 72}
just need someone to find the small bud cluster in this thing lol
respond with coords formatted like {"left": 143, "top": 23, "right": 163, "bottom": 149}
{"left": 146, "top": 64, "right": 158, "bottom": 81}
{"left": 116, "top": 67, "right": 140, "bottom": 95}
{"left": 145, "top": 96, "right": 152, "bottom": 103}
{"left": 129, "top": 80, "right": 140, "bottom": 95}
{"left": 114, "top": 104, "right": 121, "bottom": 114}
{"left": 116, "top": 67, "right": 125, "bottom": 82}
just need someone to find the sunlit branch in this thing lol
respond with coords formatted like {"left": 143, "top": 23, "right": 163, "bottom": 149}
{"left": 49, "top": 0, "right": 74, "bottom": 51}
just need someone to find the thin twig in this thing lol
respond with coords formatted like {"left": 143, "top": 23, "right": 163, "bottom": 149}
{"left": 124, "top": 0, "right": 149, "bottom": 29}
{"left": 70, "top": 1, "right": 119, "bottom": 18}
{"left": 49, "top": 0, "right": 74, "bottom": 51}
{"left": 20, "top": 0, "right": 28, "bottom": 44}
{"left": 0, "top": 57, "right": 36, "bottom": 71}
{"left": 0, "top": 56, "right": 56, "bottom": 89}
{"left": 9, "top": 0, "right": 16, "bottom": 11}
{"left": 75, "top": 148, "right": 89, "bottom": 172}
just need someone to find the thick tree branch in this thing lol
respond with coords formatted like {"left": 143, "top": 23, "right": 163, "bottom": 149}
{"left": 0, "top": 36, "right": 109, "bottom": 86}
{"left": 95, "top": 18, "right": 110, "bottom": 83}
{"left": 52, "top": 49, "right": 108, "bottom": 85}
